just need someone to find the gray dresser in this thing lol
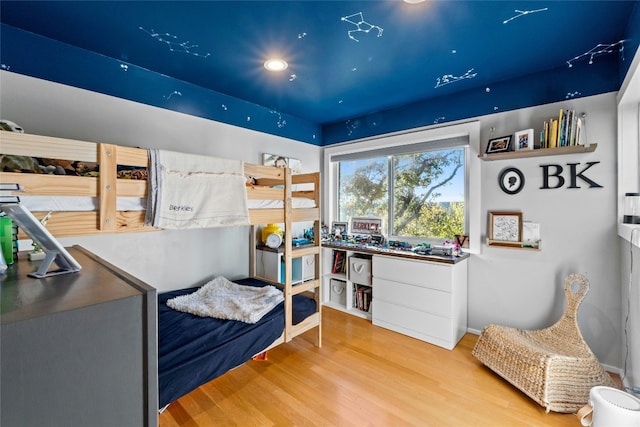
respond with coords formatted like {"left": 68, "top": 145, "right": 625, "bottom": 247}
{"left": 1, "top": 246, "right": 157, "bottom": 427}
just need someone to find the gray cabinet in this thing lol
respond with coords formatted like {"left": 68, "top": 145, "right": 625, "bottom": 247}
{"left": 1, "top": 246, "right": 157, "bottom": 427}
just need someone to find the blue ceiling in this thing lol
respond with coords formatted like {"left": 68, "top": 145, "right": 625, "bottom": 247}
{"left": 1, "top": 1, "right": 639, "bottom": 145}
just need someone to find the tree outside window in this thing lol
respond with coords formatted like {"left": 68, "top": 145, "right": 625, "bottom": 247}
{"left": 337, "top": 147, "right": 465, "bottom": 240}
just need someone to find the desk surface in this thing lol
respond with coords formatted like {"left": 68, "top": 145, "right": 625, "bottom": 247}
{"left": 322, "top": 242, "right": 469, "bottom": 265}
{"left": 1, "top": 245, "right": 155, "bottom": 324}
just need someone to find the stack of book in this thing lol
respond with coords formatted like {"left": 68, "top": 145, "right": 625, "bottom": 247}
{"left": 540, "top": 109, "right": 585, "bottom": 149}
{"left": 355, "top": 285, "right": 372, "bottom": 312}
{"left": 331, "top": 250, "right": 346, "bottom": 274}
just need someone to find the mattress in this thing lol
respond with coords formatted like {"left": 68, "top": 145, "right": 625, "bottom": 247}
{"left": 18, "top": 196, "right": 316, "bottom": 212}
{"left": 157, "top": 277, "right": 316, "bottom": 408}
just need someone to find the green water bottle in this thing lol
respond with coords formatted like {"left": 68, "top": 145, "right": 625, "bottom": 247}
{"left": 0, "top": 216, "right": 15, "bottom": 264}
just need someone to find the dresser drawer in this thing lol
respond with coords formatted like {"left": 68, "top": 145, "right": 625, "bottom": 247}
{"left": 373, "top": 255, "right": 452, "bottom": 292}
{"left": 373, "top": 299, "right": 452, "bottom": 342}
{"left": 348, "top": 256, "right": 372, "bottom": 286}
{"left": 373, "top": 277, "right": 451, "bottom": 318}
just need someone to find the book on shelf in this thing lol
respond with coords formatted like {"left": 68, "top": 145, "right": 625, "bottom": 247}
{"left": 543, "top": 108, "right": 584, "bottom": 149}
{"left": 331, "top": 250, "right": 346, "bottom": 274}
{"left": 548, "top": 118, "right": 558, "bottom": 148}
{"left": 354, "top": 285, "right": 372, "bottom": 312}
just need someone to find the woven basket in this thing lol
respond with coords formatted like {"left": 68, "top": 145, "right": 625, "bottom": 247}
{"left": 472, "top": 273, "right": 616, "bottom": 413}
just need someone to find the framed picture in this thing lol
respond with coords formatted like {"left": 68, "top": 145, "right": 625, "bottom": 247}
{"left": 514, "top": 128, "right": 534, "bottom": 151}
{"left": 263, "top": 153, "right": 302, "bottom": 174}
{"left": 485, "top": 135, "right": 512, "bottom": 154}
{"left": 489, "top": 211, "right": 522, "bottom": 244}
{"left": 498, "top": 167, "right": 525, "bottom": 195}
{"left": 331, "top": 221, "right": 348, "bottom": 236}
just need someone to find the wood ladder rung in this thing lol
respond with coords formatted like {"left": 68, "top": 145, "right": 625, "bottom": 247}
{"left": 292, "top": 279, "right": 320, "bottom": 295}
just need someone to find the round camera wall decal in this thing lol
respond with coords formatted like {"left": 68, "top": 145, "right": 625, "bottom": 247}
{"left": 499, "top": 167, "right": 525, "bottom": 195}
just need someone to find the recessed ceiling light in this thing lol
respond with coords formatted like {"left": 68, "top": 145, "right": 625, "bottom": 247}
{"left": 264, "top": 59, "right": 288, "bottom": 71}
{"left": 403, "top": 0, "right": 426, "bottom": 3}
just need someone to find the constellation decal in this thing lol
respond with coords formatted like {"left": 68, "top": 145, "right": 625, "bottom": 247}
{"left": 139, "top": 27, "right": 211, "bottom": 58}
{"left": 341, "top": 12, "right": 383, "bottom": 42}
{"left": 270, "top": 110, "right": 286, "bottom": 128}
{"left": 345, "top": 119, "right": 360, "bottom": 136}
{"left": 164, "top": 91, "right": 182, "bottom": 100}
{"left": 566, "top": 40, "right": 625, "bottom": 67}
{"left": 298, "top": 32, "right": 307, "bottom": 39}
{"left": 120, "top": 64, "right": 129, "bottom": 71}
{"left": 503, "top": 8, "right": 548, "bottom": 24}
{"left": 289, "top": 74, "right": 297, "bottom": 82}
{"left": 433, "top": 116, "right": 445, "bottom": 124}
{"left": 1, "top": 64, "right": 10, "bottom": 70}
{"left": 221, "top": 104, "right": 228, "bottom": 111}
{"left": 434, "top": 68, "right": 477, "bottom": 88}
{"left": 566, "top": 91, "right": 582, "bottom": 99}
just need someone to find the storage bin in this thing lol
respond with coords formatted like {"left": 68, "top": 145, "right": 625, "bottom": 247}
{"left": 348, "top": 256, "right": 372, "bottom": 286}
{"left": 330, "top": 279, "right": 347, "bottom": 306}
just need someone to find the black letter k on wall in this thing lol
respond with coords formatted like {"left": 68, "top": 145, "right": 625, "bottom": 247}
{"left": 539, "top": 161, "right": 603, "bottom": 189}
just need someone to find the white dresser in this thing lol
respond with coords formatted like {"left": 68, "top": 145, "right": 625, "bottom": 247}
{"left": 372, "top": 254, "right": 468, "bottom": 350}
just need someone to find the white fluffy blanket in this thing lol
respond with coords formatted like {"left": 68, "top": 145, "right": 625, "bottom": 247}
{"left": 145, "top": 149, "right": 249, "bottom": 229}
{"left": 166, "top": 277, "right": 284, "bottom": 324}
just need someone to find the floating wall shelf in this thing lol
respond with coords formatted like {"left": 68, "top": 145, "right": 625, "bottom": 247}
{"left": 479, "top": 144, "right": 597, "bottom": 161}
{"left": 486, "top": 238, "right": 541, "bottom": 251}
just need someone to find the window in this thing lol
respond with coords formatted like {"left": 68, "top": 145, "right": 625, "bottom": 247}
{"left": 335, "top": 143, "right": 467, "bottom": 242}
{"left": 324, "top": 122, "right": 481, "bottom": 252}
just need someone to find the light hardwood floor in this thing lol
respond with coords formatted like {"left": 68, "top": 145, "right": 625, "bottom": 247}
{"left": 160, "top": 307, "right": 602, "bottom": 426}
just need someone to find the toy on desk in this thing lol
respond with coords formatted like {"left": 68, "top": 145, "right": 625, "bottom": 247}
{"left": 413, "top": 243, "right": 432, "bottom": 255}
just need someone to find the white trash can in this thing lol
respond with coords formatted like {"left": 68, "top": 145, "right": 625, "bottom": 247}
{"left": 578, "top": 386, "right": 640, "bottom": 427}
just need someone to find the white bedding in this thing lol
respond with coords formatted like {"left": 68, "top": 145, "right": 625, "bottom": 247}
{"left": 166, "top": 276, "right": 284, "bottom": 323}
{"left": 18, "top": 196, "right": 316, "bottom": 212}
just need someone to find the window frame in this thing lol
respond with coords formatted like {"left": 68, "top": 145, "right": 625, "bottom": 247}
{"left": 324, "top": 121, "right": 481, "bottom": 253}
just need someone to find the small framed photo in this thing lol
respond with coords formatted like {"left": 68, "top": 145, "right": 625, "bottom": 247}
{"left": 489, "top": 211, "right": 523, "bottom": 244}
{"left": 514, "top": 129, "right": 534, "bottom": 151}
{"left": 332, "top": 221, "right": 348, "bottom": 236}
{"left": 498, "top": 167, "right": 525, "bottom": 195}
{"left": 485, "top": 135, "right": 512, "bottom": 154}
{"left": 263, "top": 153, "right": 302, "bottom": 174}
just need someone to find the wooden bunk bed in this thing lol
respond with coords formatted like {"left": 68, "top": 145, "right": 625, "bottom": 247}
{"left": 0, "top": 131, "right": 322, "bottom": 407}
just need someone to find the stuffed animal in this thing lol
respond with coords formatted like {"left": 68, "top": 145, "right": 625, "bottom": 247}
{"left": 0, "top": 154, "right": 42, "bottom": 173}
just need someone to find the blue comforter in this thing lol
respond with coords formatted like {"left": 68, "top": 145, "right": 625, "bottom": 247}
{"left": 158, "top": 277, "right": 316, "bottom": 408}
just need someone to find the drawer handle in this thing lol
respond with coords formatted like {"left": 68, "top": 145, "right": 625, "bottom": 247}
{"left": 352, "top": 264, "right": 364, "bottom": 273}
{"left": 332, "top": 285, "right": 344, "bottom": 294}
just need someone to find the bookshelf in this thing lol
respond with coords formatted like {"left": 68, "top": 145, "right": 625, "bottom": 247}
{"left": 323, "top": 248, "right": 373, "bottom": 320}
{"left": 478, "top": 143, "right": 597, "bottom": 161}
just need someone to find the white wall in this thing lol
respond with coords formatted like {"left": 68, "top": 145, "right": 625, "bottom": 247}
{"left": 0, "top": 71, "right": 322, "bottom": 292}
{"left": 471, "top": 93, "right": 621, "bottom": 369}
{"left": 1, "top": 71, "right": 622, "bottom": 369}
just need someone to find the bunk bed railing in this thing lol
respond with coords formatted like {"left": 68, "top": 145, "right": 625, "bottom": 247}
{"left": 1, "top": 132, "right": 321, "bottom": 236}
